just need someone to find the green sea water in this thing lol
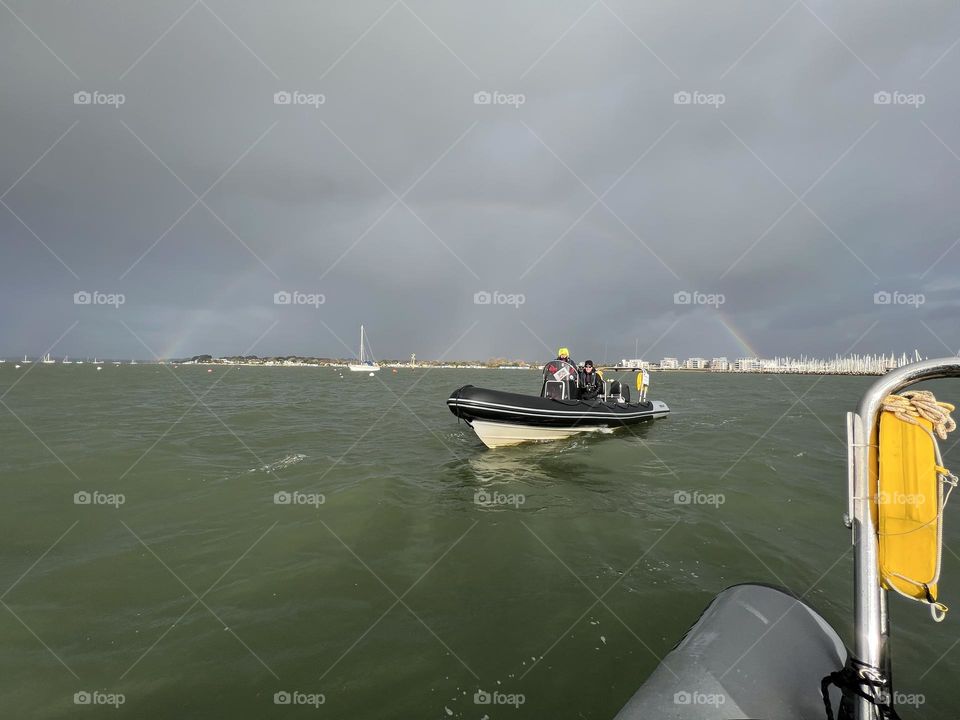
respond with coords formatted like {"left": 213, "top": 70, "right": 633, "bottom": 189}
{"left": 1, "top": 365, "right": 957, "bottom": 719}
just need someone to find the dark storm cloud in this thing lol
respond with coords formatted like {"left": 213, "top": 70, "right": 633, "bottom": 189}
{"left": 1, "top": 0, "right": 959, "bottom": 362}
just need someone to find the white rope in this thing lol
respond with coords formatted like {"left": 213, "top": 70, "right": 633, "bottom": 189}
{"left": 882, "top": 390, "right": 956, "bottom": 440}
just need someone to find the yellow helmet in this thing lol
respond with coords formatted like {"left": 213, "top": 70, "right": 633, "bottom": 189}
{"left": 558, "top": 347, "right": 570, "bottom": 358}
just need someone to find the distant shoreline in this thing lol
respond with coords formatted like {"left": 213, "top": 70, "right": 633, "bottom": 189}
{"left": 160, "top": 359, "right": 889, "bottom": 376}
{"left": 5, "top": 357, "right": 900, "bottom": 377}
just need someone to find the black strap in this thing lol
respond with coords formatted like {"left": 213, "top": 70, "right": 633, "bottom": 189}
{"left": 821, "top": 657, "right": 902, "bottom": 720}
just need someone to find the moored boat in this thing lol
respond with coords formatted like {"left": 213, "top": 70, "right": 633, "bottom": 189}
{"left": 348, "top": 325, "right": 380, "bottom": 372}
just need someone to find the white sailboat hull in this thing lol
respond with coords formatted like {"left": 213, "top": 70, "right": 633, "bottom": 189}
{"left": 348, "top": 364, "right": 380, "bottom": 372}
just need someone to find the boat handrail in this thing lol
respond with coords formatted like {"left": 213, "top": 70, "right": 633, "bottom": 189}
{"left": 849, "top": 357, "right": 960, "bottom": 720}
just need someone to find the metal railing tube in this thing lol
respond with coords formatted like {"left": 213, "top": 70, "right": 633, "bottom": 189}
{"left": 852, "top": 358, "right": 960, "bottom": 720}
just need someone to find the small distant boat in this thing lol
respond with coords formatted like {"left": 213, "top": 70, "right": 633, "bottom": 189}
{"left": 348, "top": 325, "right": 380, "bottom": 372}
{"left": 41, "top": 353, "right": 55, "bottom": 364}
{"left": 62, "top": 356, "right": 72, "bottom": 364}
{"left": 130, "top": 359, "right": 137, "bottom": 365}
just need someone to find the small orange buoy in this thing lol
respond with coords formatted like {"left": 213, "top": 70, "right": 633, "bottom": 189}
{"left": 207, "top": 368, "right": 213, "bottom": 373}
{"left": 392, "top": 368, "right": 397, "bottom": 373}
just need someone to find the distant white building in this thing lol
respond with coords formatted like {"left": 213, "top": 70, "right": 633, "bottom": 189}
{"left": 620, "top": 358, "right": 654, "bottom": 369}
{"left": 710, "top": 357, "right": 729, "bottom": 371}
{"left": 684, "top": 357, "right": 707, "bottom": 369}
{"left": 734, "top": 357, "right": 762, "bottom": 372}
{"left": 661, "top": 357, "right": 679, "bottom": 369}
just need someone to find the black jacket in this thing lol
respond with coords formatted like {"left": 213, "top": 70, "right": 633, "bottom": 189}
{"left": 579, "top": 368, "right": 603, "bottom": 399}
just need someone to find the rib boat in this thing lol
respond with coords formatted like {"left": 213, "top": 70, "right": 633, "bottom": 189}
{"left": 611, "top": 357, "right": 960, "bottom": 720}
{"left": 448, "top": 362, "right": 669, "bottom": 448}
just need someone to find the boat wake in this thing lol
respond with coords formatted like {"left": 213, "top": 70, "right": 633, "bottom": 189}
{"left": 253, "top": 453, "right": 306, "bottom": 473}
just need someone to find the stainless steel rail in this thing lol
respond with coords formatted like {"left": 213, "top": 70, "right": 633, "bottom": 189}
{"left": 850, "top": 358, "right": 960, "bottom": 720}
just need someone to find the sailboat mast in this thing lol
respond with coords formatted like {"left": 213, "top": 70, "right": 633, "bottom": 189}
{"left": 359, "top": 325, "right": 365, "bottom": 364}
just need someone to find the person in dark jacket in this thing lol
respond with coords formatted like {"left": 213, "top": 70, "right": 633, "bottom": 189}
{"left": 579, "top": 360, "right": 604, "bottom": 400}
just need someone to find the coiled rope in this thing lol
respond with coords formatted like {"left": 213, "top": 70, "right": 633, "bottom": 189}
{"left": 882, "top": 390, "right": 956, "bottom": 440}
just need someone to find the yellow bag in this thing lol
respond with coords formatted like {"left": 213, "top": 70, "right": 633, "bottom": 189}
{"left": 878, "top": 411, "right": 954, "bottom": 620}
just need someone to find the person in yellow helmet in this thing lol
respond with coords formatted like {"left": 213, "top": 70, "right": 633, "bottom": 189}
{"left": 549, "top": 347, "right": 579, "bottom": 398}
{"left": 556, "top": 347, "right": 575, "bottom": 366}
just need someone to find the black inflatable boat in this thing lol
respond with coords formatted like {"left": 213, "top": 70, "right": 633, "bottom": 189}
{"left": 448, "top": 364, "right": 669, "bottom": 448}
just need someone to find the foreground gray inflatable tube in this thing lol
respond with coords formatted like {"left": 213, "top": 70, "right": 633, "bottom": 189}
{"left": 613, "top": 584, "right": 847, "bottom": 720}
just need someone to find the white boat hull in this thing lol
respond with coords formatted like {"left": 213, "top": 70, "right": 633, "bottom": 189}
{"left": 348, "top": 364, "right": 380, "bottom": 372}
{"left": 469, "top": 420, "right": 612, "bottom": 448}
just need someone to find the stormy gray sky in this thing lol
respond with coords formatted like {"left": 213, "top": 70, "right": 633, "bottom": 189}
{"left": 2, "top": 0, "right": 959, "bottom": 362}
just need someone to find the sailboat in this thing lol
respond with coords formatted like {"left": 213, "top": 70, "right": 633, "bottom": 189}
{"left": 62, "top": 355, "right": 72, "bottom": 364}
{"left": 41, "top": 353, "right": 55, "bottom": 364}
{"left": 348, "top": 325, "right": 380, "bottom": 372}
